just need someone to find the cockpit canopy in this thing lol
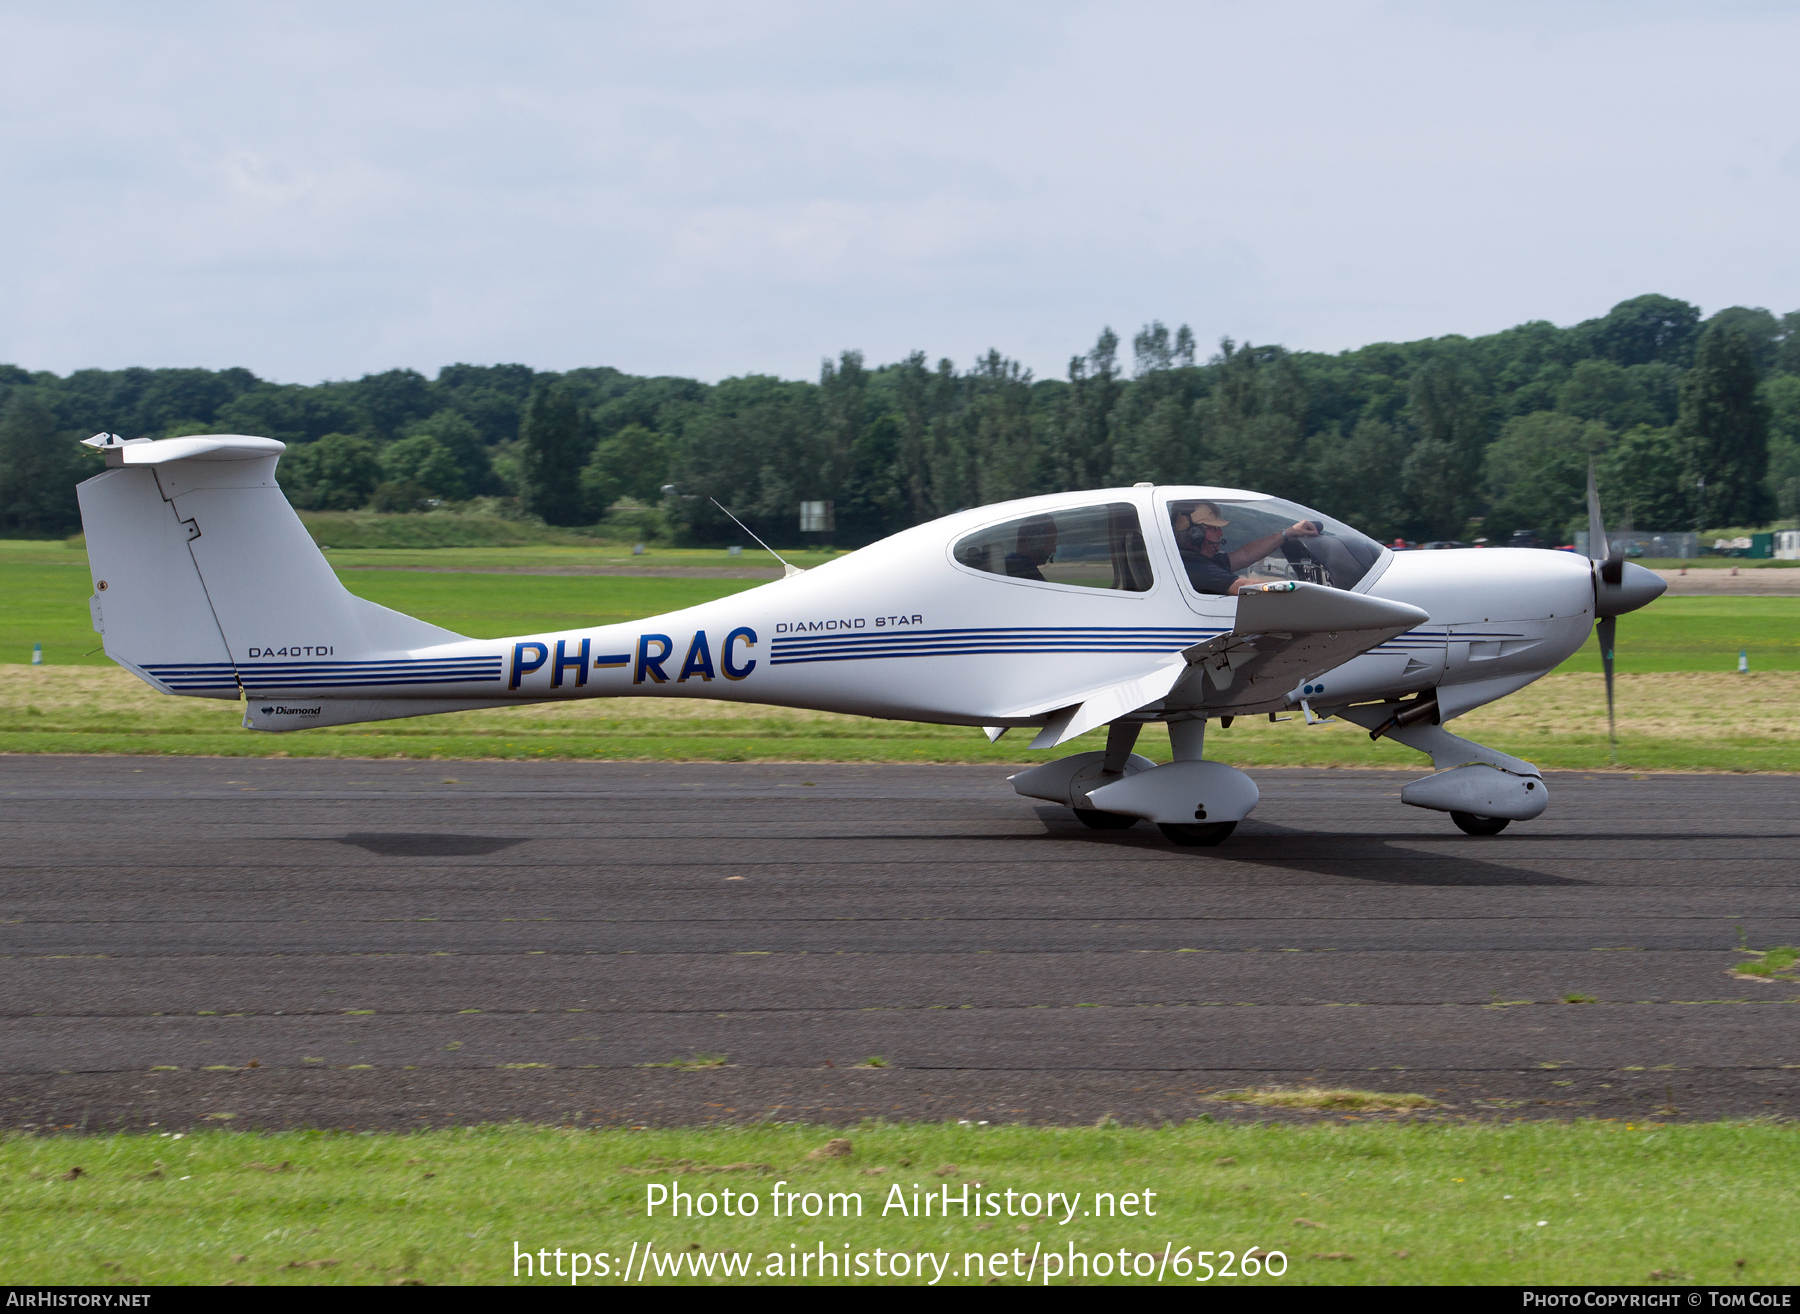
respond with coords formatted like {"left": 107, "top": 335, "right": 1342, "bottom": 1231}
{"left": 1165, "top": 495, "right": 1384, "bottom": 594}
{"left": 950, "top": 492, "right": 1385, "bottom": 596}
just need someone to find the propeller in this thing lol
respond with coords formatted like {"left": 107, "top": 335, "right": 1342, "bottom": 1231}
{"left": 1586, "top": 461, "right": 1617, "bottom": 761}
{"left": 1587, "top": 460, "right": 1660, "bottom": 765}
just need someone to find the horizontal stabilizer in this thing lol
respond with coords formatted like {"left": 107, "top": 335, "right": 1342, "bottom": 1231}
{"left": 89, "top": 433, "right": 285, "bottom": 467}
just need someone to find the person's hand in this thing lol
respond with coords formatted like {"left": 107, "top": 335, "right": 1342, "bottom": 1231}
{"left": 1282, "top": 520, "right": 1320, "bottom": 540}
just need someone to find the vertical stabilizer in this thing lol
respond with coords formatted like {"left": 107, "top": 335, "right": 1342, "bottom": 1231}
{"left": 77, "top": 435, "right": 466, "bottom": 697}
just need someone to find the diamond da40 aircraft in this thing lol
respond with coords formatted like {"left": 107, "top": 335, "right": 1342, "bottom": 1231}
{"left": 76, "top": 431, "right": 1664, "bottom": 846}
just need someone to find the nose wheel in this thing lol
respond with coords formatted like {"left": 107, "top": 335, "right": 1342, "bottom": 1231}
{"left": 1450, "top": 811, "right": 1510, "bottom": 836}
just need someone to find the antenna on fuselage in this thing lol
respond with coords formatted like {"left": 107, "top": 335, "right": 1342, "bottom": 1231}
{"left": 709, "top": 498, "right": 804, "bottom": 578}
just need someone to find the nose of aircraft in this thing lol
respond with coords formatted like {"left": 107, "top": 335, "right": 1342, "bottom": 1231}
{"left": 1594, "top": 559, "right": 1667, "bottom": 617}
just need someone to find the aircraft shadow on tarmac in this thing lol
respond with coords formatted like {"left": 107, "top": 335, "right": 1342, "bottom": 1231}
{"left": 1028, "top": 807, "right": 1580, "bottom": 886}
{"left": 336, "top": 833, "right": 528, "bottom": 857}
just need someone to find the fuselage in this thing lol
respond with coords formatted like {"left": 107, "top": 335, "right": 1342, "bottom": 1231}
{"left": 233, "top": 486, "right": 1599, "bottom": 733}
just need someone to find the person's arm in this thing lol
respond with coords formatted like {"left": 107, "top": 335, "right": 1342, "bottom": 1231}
{"left": 1225, "top": 521, "right": 1319, "bottom": 572}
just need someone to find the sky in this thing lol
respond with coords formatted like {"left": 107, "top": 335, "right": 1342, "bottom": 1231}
{"left": 2, "top": 0, "right": 1797, "bottom": 385}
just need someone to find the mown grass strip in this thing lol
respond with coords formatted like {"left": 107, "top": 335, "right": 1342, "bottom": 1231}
{"left": 2, "top": 1122, "right": 1795, "bottom": 1286}
{"left": 2, "top": 667, "right": 1796, "bottom": 770}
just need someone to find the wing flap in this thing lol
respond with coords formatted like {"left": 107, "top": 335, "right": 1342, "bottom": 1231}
{"left": 1026, "top": 655, "right": 1188, "bottom": 748}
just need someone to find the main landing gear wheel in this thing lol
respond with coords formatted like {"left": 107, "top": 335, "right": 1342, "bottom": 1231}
{"left": 1450, "top": 811, "right": 1510, "bottom": 836}
{"left": 1156, "top": 821, "right": 1238, "bottom": 846}
{"left": 1073, "top": 807, "right": 1138, "bottom": 830}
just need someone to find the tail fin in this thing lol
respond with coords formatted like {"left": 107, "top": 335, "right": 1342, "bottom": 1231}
{"left": 78, "top": 434, "right": 465, "bottom": 698}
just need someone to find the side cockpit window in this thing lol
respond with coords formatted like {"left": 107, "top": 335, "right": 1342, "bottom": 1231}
{"left": 954, "top": 502, "right": 1153, "bottom": 592}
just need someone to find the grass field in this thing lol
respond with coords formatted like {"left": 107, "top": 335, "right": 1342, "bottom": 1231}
{"left": 2, "top": 1121, "right": 1793, "bottom": 1286}
{"left": 3, "top": 542, "right": 1794, "bottom": 671}
{"left": 3, "top": 666, "right": 1795, "bottom": 770}
{"left": 2, "top": 542, "right": 1795, "bottom": 768}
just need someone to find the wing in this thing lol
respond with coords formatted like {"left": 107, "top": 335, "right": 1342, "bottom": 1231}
{"left": 1021, "top": 582, "right": 1430, "bottom": 749}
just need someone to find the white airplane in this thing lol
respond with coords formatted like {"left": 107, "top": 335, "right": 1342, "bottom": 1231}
{"left": 76, "top": 432, "right": 1664, "bottom": 846}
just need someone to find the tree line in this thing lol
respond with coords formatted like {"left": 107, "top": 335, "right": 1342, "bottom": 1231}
{"left": 2, "top": 293, "right": 1796, "bottom": 546}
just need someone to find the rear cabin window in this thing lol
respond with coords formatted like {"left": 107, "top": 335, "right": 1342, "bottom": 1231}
{"left": 953, "top": 503, "right": 1153, "bottom": 592}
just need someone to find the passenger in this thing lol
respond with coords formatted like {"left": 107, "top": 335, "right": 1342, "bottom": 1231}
{"left": 1172, "top": 501, "right": 1320, "bottom": 595}
{"left": 1005, "top": 514, "right": 1057, "bottom": 581}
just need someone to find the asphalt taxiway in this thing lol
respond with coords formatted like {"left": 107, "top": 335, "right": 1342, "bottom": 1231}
{"left": 4, "top": 758, "right": 1796, "bottom": 1128}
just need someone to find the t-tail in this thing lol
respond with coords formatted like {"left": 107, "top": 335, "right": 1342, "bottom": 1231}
{"left": 76, "top": 433, "right": 501, "bottom": 730}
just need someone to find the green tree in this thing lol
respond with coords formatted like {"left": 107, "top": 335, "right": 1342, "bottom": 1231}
{"left": 840, "top": 410, "right": 905, "bottom": 538}
{"left": 1625, "top": 362, "right": 1683, "bottom": 427}
{"left": 519, "top": 384, "right": 591, "bottom": 526}
{"left": 1195, "top": 339, "right": 1307, "bottom": 495}
{"left": 1051, "top": 329, "right": 1122, "bottom": 492}
{"left": 404, "top": 410, "right": 493, "bottom": 495}
{"left": 1131, "top": 320, "right": 1195, "bottom": 376}
{"left": 958, "top": 350, "right": 1042, "bottom": 506}
{"left": 1583, "top": 294, "right": 1702, "bottom": 368}
{"left": 348, "top": 368, "right": 433, "bottom": 440}
{"left": 435, "top": 363, "right": 538, "bottom": 447}
{"left": 379, "top": 434, "right": 466, "bottom": 503}
{"left": 0, "top": 389, "right": 93, "bottom": 535}
{"left": 667, "top": 374, "right": 822, "bottom": 542}
{"left": 1110, "top": 394, "right": 1196, "bottom": 485}
{"left": 1399, "top": 438, "right": 1466, "bottom": 540}
{"left": 1762, "top": 374, "right": 1800, "bottom": 519}
{"left": 136, "top": 367, "right": 258, "bottom": 434}
{"left": 1601, "top": 425, "right": 1689, "bottom": 530}
{"left": 1306, "top": 418, "right": 1408, "bottom": 542}
{"left": 1397, "top": 346, "right": 1491, "bottom": 536}
{"left": 1555, "top": 359, "right": 1659, "bottom": 430}
{"left": 1775, "top": 310, "right": 1800, "bottom": 377}
{"left": 215, "top": 385, "right": 358, "bottom": 445}
{"left": 1678, "top": 322, "right": 1774, "bottom": 527}
{"left": 1705, "top": 306, "right": 1781, "bottom": 375}
{"left": 1482, "top": 411, "right": 1609, "bottom": 542}
{"left": 280, "top": 432, "right": 382, "bottom": 510}
{"left": 579, "top": 424, "right": 667, "bottom": 518}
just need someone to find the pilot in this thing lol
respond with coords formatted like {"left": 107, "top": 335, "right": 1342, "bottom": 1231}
{"left": 1005, "top": 514, "right": 1057, "bottom": 581}
{"left": 1172, "top": 501, "right": 1320, "bottom": 595}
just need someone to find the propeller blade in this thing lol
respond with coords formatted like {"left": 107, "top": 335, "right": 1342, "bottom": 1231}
{"left": 1598, "top": 613, "right": 1617, "bottom": 765}
{"left": 1586, "top": 458, "right": 1607, "bottom": 562}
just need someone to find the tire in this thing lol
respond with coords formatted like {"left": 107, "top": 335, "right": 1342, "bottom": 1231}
{"left": 1073, "top": 807, "right": 1138, "bottom": 830}
{"left": 1156, "top": 821, "right": 1238, "bottom": 847}
{"left": 1450, "top": 811, "right": 1510, "bottom": 836}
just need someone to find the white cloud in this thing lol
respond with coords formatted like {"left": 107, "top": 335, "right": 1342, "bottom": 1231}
{"left": 0, "top": 0, "right": 1795, "bottom": 384}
